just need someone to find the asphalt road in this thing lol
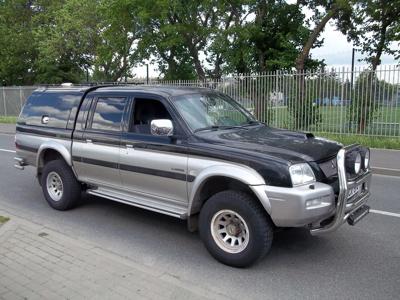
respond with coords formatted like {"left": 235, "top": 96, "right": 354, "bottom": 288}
{"left": 0, "top": 133, "right": 399, "bottom": 299}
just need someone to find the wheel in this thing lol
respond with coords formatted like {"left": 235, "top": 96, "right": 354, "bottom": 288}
{"left": 41, "top": 159, "right": 81, "bottom": 210}
{"left": 199, "top": 190, "right": 273, "bottom": 267}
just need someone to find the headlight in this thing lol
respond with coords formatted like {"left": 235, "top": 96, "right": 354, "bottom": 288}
{"left": 289, "top": 163, "right": 316, "bottom": 186}
{"left": 355, "top": 153, "right": 361, "bottom": 174}
{"left": 346, "top": 151, "right": 362, "bottom": 175}
{"left": 363, "top": 148, "right": 370, "bottom": 169}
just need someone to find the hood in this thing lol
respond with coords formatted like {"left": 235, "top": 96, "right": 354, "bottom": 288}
{"left": 193, "top": 124, "right": 342, "bottom": 164}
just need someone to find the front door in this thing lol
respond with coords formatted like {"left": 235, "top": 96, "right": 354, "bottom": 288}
{"left": 119, "top": 96, "right": 188, "bottom": 204}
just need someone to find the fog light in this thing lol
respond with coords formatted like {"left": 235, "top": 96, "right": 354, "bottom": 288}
{"left": 306, "top": 198, "right": 322, "bottom": 208}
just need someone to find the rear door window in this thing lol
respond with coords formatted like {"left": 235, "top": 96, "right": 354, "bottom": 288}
{"left": 90, "top": 97, "right": 127, "bottom": 132}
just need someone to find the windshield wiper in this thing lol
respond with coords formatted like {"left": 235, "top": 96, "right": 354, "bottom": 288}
{"left": 194, "top": 125, "right": 249, "bottom": 133}
{"left": 242, "top": 120, "right": 261, "bottom": 126}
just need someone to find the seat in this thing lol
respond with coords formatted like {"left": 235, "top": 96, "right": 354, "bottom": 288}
{"left": 132, "top": 100, "right": 172, "bottom": 134}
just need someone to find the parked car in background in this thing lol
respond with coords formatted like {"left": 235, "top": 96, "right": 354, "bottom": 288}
{"left": 314, "top": 96, "right": 351, "bottom": 106}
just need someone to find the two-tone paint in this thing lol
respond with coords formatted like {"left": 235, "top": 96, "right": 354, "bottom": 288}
{"left": 15, "top": 86, "right": 368, "bottom": 231}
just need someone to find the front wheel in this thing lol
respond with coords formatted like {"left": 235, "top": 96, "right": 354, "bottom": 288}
{"left": 41, "top": 159, "right": 82, "bottom": 210}
{"left": 199, "top": 190, "right": 273, "bottom": 268}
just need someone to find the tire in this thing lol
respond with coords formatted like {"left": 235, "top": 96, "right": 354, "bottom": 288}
{"left": 41, "top": 159, "right": 81, "bottom": 210}
{"left": 199, "top": 190, "right": 273, "bottom": 268}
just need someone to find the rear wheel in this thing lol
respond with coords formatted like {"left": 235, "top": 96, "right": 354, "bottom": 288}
{"left": 199, "top": 190, "right": 273, "bottom": 267}
{"left": 41, "top": 160, "right": 81, "bottom": 210}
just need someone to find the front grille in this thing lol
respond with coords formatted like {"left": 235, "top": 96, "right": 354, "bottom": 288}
{"left": 319, "top": 158, "right": 337, "bottom": 178}
{"left": 318, "top": 158, "right": 339, "bottom": 195}
{"left": 318, "top": 149, "right": 369, "bottom": 197}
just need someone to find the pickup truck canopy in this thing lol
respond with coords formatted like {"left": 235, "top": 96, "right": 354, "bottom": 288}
{"left": 18, "top": 87, "right": 93, "bottom": 129}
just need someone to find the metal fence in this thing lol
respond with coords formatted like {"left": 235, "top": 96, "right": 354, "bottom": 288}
{"left": 151, "top": 65, "right": 400, "bottom": 137}
{"left": 2, "top": 65, "right": 399, "bottom": 137}
{"left": 0, "top": 86, "right": 37, "bottom": 117}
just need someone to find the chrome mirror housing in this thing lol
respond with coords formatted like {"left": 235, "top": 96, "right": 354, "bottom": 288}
{"left": 150, "top": 119, "right": 174, "bottom": 136}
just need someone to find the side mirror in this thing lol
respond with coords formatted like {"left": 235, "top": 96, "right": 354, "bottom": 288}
{"left": 150, "top": 119, "right": 174, "bottom": 137}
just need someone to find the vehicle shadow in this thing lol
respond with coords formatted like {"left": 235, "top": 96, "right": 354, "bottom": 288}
{"left": 81, "top": 192, "right": 340, "bottom": 270}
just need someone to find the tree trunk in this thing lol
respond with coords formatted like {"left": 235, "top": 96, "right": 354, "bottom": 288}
{"left": 359, "top": 16, "right": 389, "bottom": 132}
{"left": 295, "top": 7, "right": 339, "bottom": 72}
{"left": 294, "top": 6, "right": 338, "bottom": 130}
{"left": 112, "top": 57, "right": 127, "bottom": 82}
{"left": 185, "top": 40, "right": 206, "bottom": 81}
{"left": 371, "top": 22, "right": 388, "bottom": 71}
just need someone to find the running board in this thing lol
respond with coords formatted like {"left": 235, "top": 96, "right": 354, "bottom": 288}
{"left": 87, "top": 189, "right": 188, "bottom": 219}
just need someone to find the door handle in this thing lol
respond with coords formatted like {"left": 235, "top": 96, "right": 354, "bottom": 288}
{"left": 86, "top": 139, "right": 93, "bottom": 143}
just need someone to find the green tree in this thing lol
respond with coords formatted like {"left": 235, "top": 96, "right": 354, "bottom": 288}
{"left": 137, "top": 0, "right": 197, "bottom": 80}
{"left": 290, "top": 1, "right": 352, "bottom": 131}
{"left": 340, "top": 0, "right": 400, "bottom": 71}
{"left": 219, "top": 0, "right": 323, "bottom": 74}
{"left": 92, "top": 0, "right": 144, "bottom": 82}
{"left": 295, "top": 0, "right": 352, "bottom": 72}
{"left": 349, "top": 71, "right": 397, "bottom": 133}
{"left": 217, "top": 1, "right": 324, "bottom": 120}
{"left": 0, "top": 0, "right": 37, "bottom": 85}
{"left": 33, "top": 0, "right": 99, "bottom": 83}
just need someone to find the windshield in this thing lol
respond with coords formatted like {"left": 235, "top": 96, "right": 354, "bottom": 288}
{"left": 172, "top": 93, "right": 256, "bottom": 132}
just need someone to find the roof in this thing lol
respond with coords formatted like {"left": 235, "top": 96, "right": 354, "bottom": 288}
{"left": 34, "top": 85, "right": 214, "bottom": 97}
{"left": 94, "top": 85, "right": 212, "bottom": 97}
{"left": 34, "top": 86, "right": 92, "bottom": 94}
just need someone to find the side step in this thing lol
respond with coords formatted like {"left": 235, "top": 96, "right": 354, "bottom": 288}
{"left": 347, "top": 205, "right": 370, "bottom": 226}
{"left": 87, "top": 189, "right": 188, "bottom": 219}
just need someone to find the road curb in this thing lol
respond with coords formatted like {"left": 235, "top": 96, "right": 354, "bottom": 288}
{"left": 372, "top": 167, "right": 400, "bottom": 177}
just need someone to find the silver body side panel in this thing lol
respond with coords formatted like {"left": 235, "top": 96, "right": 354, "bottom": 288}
{"left": 187, "top": 155, "right": 267, "bottom": 215}
{"left": 15, "top": 132, "right": 72, "bottom": 168}
{"left": 37, "top": 140, "right": 73, "bottom": 166}
{"left": 15, "top": 133, "right": 39, "bottom": 166}
{"left": 120, "top": 147, "right": 188, "bottom": 204}
{"left": 72, "top": 141, "right": 121, "bottom": 187}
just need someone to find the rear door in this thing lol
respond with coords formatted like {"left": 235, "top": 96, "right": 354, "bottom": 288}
{"left": 72, "top": 95, "right": 128, "bottom": 188}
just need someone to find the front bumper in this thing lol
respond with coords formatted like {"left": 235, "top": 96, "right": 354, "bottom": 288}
{"left": 310, "top": 146, "right": 371, "bottom": 235}
{"left": 259, "top": 182, "right": 336, "bottom": 227}
{"left": 252, "top": 145, "right": 371, "bottom": 232}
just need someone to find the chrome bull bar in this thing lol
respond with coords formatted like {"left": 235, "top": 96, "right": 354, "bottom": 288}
{"left": 310, "top": 145, "right": 371, "bottom": 235}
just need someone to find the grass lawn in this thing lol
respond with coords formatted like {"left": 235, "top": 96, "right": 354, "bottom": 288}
{"left": 0, "top": 216, "right": 10, "bottom": 224}
{"left": 314, "top": 133, "right": 400, "bottom": 150}
{"left": 268, "top": 106, "right": 400, "bottom": 137}
{"left": 0, "top": 116, "right": 17, "bottom": 124}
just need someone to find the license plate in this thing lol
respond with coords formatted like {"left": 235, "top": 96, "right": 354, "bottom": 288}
{"left": 348, "top": 185, "right": 361, "bottom": 198}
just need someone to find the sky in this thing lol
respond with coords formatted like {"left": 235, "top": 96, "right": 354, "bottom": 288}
{"left": 132, "top": 14, "right": 399, "bottom": 78}
{"left": 310, "top": 21, "right": 398, "bottom": 66}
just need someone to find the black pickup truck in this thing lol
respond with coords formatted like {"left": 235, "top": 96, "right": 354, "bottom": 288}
{"left": 14, "top": 85, "right": 371, "bottom": 267}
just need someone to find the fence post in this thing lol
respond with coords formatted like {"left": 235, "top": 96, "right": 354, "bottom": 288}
{"left": 19, "top": 86, "right": 23, "bottom": 111}
{"left": 2, "top": 87, "right": 6, "bottom": 117}
{"left": 339, "top": 67, "right": 345, "bottom": 135}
